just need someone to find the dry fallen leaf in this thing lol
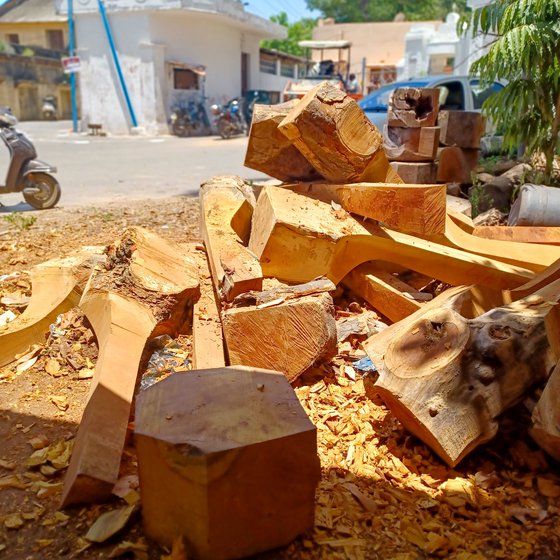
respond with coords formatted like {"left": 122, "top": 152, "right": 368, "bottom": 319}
{"left": 29, "top": 435, "right": 50, "bottom": 450}
{"left": 109, "top": 539, "right": 149, "bottom": 559}
{"left": 85, "top": 505, "right": 137, "bottom": 543}
{"left": 50, "top": 395, "right": 69, "bottom": 412}
{"left": 537, "top": 477, "right": 560, "bottom": 498}
{"left": 343, "top": 482, "right": 377, "bottom": 513}
{"left": 45, "top": 357, "right": 62, "bottom": 377}
{"left": 4, "top": 513, "right": 24, "bottom": 529}
{"left": 78, "top": 368, "right": 94, "bottom": 380}
{"left": 16, "top": 355, "right": 39, "bottom": 373}
{"left": 0, "top": 474, "right": 29, "bottom": 490}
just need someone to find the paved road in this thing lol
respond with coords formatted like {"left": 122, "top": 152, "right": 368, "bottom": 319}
{"left": 0, "top": 120, "right": 268, "bottom": 211}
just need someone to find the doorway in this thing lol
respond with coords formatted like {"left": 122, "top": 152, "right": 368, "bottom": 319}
{"left": 241, "top": 52, "right": 249, "bottom": 95}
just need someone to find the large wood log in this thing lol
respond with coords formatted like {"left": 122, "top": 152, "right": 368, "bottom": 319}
{"left": 249, "top": 186, "right": 533, "bottom": 290}
{"left": 364, "top": 282, "right": 560, "bottom": 466}
{"left": 473, "top": 226, "right": 560, "bottom": 246}
{"left": 436, "top": 147, "right": 479, "bottom": 184}
{"left": 61, "top": 227, "right": 199, "bottom": 507}
{"left": 424, "top": 216, "right": 560, "bottom": 273}
{"left": 390, "top": 161, "right": 436, "bottom": 184}
{"left": 284, "top": 182, "right": 446, "bottom": 235}
{"left": 387, "top": 88, "right": 439, "bottom": 127}
{"left": 437, "top": 110, "right": 485, "bottom": 148}
{"left": 384, "top": 126, "right": 440, "bottom": 161}
{"left": 200, "top": 175, "right": 263, "bottom": 301}
{"left": 343, "top": 263, "right": 423, "bottom": 322}
{"left": 135, "top": 367, "right": 320, "bottom": 558}
{"left": 0, "top": 249, "right": 102, "bottom": 367}
{"left": 531, "top": 362, "right": 560, "bottom": 461}
{"left": 278, "top": 81, "right": 401, "bottom": 183}
{"left": 222, "top": 283, "right": 337, "bottom": 382}
{"left": 244, "top": 101, "right": 320, "bottom": 182}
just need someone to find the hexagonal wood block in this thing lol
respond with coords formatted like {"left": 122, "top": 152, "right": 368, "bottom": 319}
{"left": 134, "top": 367, "right": 320, "bottom": 560}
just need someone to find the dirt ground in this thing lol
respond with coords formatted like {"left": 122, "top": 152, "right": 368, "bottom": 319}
{"left": 0, "top": 197, "right": 559, "bottom": 560}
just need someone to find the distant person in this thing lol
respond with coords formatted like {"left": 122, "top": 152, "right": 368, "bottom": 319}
{"left": 346, "top": 73, "right": 359, "bottom": 94}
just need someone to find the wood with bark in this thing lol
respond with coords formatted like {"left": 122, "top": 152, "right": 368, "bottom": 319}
{"left": 200, "top": 175, "right": 263, "bottom": 301}
{"left": 134, "top": 367, "right": 320, "bottom": 558}
{"left": 223, "top": 289, "right": 337, "bottom": 382}
{"left": 244, "top": 101, "right": 320, "bottom": 182}
{"left": 436, "top": 147, "right": 480, "bottom": 184}
{"left": 437, "top": 110, "right": 485, "bottom": 148}
{"left": 424, "top": 215, "right": 560, "bottom": 273}
{"left": 387, "top": 88, "right": 440, "bottom": 127}
{"left": 473, "top": 226, "right": 560, "bottom": 246}
{"left": 531, "top": 361, "right": 560, "bottom": 461}
{"left": 384, "top": 126, "right": 440, "bottom": 161}
{"left": 278, "top": 81, "right": 401, "bottom": 183}
{"left": 363, "top": 282, "right": 560, "bottom": 466}
{"left": 390, "top": 162, "right": 436, "bottom": 184}
{"left": 61, "top": 227, "right": 199, "bottom": 507}
{"left": 284, "top": 182, "right": 446, "bottom": 235}
{"left": 0, "top": 249, "right": 102, "bottom": 368}
{"left": 249, "top": 186, "right": 533, "bottom": 291}
{"left": 343, "top": 263, "right": 424, "bottom": 322}
{"left": 191, "top": 245, "right": 226, "bottom": 369}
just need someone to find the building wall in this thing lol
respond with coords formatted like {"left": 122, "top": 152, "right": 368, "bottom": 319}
{"left": 0, "top": 22, "right": 68, "bottom": 49}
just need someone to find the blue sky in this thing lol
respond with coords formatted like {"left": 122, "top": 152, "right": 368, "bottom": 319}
{"left": 245, "top": 0, "right": 321, "bottom": 22}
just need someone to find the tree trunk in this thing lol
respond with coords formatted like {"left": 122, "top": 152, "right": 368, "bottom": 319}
{"left": 544, "top": 94, "right": 560, "bottom": 180}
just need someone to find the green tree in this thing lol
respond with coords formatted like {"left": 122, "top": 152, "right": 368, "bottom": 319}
{"left": 305, "top": 0, "right": 466, "bottom": 23}
{"left": 261, "top": 12, "right": 316, "bottom": 57}
{"left": 462, "top": 0, "right": 560, "bottom": 178}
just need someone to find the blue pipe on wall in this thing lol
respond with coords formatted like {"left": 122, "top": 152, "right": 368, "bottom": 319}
{"left": 68, "top": 0, "right": 78, "bottom": 132}
{"left": 97, "top": 0, "right": 138, "bottom": 128}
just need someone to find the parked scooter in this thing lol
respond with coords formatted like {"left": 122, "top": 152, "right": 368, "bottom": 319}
{"left": 0, "top": 106, "right": 61, "bottom": 209}
{"left": 210, "top": 98, "right": 247, "bottom": 139}
{"left": 169, "top": 98, "right": 211, "bottom": 137}
{"left": 41, "top": 95, "right": 57, "bottom": 120}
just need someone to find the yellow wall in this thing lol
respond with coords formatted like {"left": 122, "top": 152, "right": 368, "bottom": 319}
{"left": 0, "top": 22, "right": 68, "bottom": 50}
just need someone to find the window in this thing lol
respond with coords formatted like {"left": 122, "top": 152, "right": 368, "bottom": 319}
{"left": 173, "top": 68, "right": 199, "bottom": 90}
{"left": 470, "top": 79, "right": 504, "bottom": 109}
{"left": 280, "top": 61, "right": 295, "bottom": 78}
{"left": 437, "top": 81, "right": 465, "bottom": 110}
{"left": 259, "top": 55, "right": 276, "bottom": 75}
{"left": 46, "top": 29, "right": 64, "bottom": 50}
{"left": 7, "top": 33, "right": 19, "bottom": 45}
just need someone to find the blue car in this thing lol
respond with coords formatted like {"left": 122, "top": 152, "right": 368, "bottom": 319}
{"left": 358, "top": 75, "right": 504, "bottom": 135}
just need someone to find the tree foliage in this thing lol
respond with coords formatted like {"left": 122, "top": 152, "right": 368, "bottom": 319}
{"left": 304, "top": 0, "right": 466, "bottom": 23}
{"left": 462, "top": 0, "right": 560, "bottom": 177}
{"left": 261, "top": 12, "right": 316, "bottom": 57}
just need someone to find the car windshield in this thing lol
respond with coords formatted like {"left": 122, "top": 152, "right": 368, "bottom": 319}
{"left": 358, "top": 80, "right": 431, "bottom": 111}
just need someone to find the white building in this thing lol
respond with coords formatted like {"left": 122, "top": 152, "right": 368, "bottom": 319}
{"left": 55, "top": 0, "right": 286, "bottom": 134}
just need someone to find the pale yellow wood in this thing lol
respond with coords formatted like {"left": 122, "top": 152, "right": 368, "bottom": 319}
{"left": 278, "top": 81, "right": 401, "bottom": 183}
{"left": 447, "top": 208, "right": 475, "bottom": 233}
{"left": 343, "top": 264, "right": 423, "bottom": 322}
{"left": 388, "top": 88, "right": 440, "bottom": 128}
{"left": 0, "top": 249, "right": 102, "bottom": 368}
{"left": 384, "top": 126, "right": 440, "bottom": 161}
{"left": 249, "top": 186, "right": 533, "bottom": 291}
{"left": 200, "top": 176, "right": 263, "bottom": 301}
{"left": 222, "top": 290, "right": 337, "bottom": 383}
{"left": 364, "top": 281, "right": 560, "bottom": 466}
{"left": 511, "top": 258, "right": 560, "bottom": 300}
{"left": 473, "top": 226, "right": 560, "bottom": 246}
{"left": 283, "top": 182, "right": 446, "bottom": 235}
{"left": 244, "top": 101, "right": 319, "bottom": 182}
{"left": 424, "top": 215, "right": 560, "bottom": 273}
{"left": 61, "top": 228, "right": 200, "bottom": 507}
{"left": 436, "top": 147, "right": 479, "bottom": 184}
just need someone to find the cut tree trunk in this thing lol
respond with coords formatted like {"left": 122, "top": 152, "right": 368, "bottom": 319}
{"left": 437, "top": 110, "right": 485, "bottom": 148}
{"left": 390, "top": 162, "right": 436, "bottom": 184}
{"left": 200, "top": 175, "right": 263, "bottom": 301}
{"left": 249, "top": 185, "right": 533, "bottom": 290}
{"left": 473, "top": 226, "right": 560, "bottom": 246}
{"left": 61, "top": 227, "right": 199, "bottom": 507}
{"left": 222, "top": 284, "right": 337, "bottom": 383}
{"left": 278, "top": 81, "right": 401, "bottom": 183}
{"left": 134, "top": 367, "right": 320, "bottom": 558}
{"left": 284, "top": 182, "right": 446, "bottom": 235}
{"left": 343, "top": 263, "right": 424, "bottom": 322}
{"left": 363, "top": 281, "right": 560, "bottom": 466}
{"left": 436, "top": 147, "right": 480, "bottom": 184}
{"left": 531, "top": 361, "right": 560, "bottom": 461}
{"left": 0, "top": 249, "right": 102, "bottom": 368}
{"left": 387, "top": 88, "right": 440, "bottom": 128}
{"left": 384, "top": 126, "right": 440, "bottom": 161}
{"left": 244, "top": 101, "right": 320, "bottom": 182}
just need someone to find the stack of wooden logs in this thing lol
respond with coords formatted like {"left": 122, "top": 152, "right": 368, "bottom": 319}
{"left": 2, "top": 80, "right": 560, "bottom": 559}
{"left": 384, "top": 87, "right": 485, "bottom": 185}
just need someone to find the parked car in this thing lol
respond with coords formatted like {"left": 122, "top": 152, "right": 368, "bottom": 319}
{"left": 358, "top": 75, "right": 504, "bottom": 151}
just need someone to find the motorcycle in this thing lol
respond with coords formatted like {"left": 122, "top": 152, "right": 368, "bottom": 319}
{"left": 0, "top": 106, "right": 61, "bottom": 209}
{"left": 41, "top": 95, "right": 57, "bottom": 120}
{"left": 210, "top": 98, "right": 247, "bottom": 139}
{"left": 169, "top": 99, "right": 211, "bottom": 137}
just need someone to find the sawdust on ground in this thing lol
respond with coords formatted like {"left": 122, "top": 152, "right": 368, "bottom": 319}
{"left": 0, "top": 197, "right": 559, "bottom": 560}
